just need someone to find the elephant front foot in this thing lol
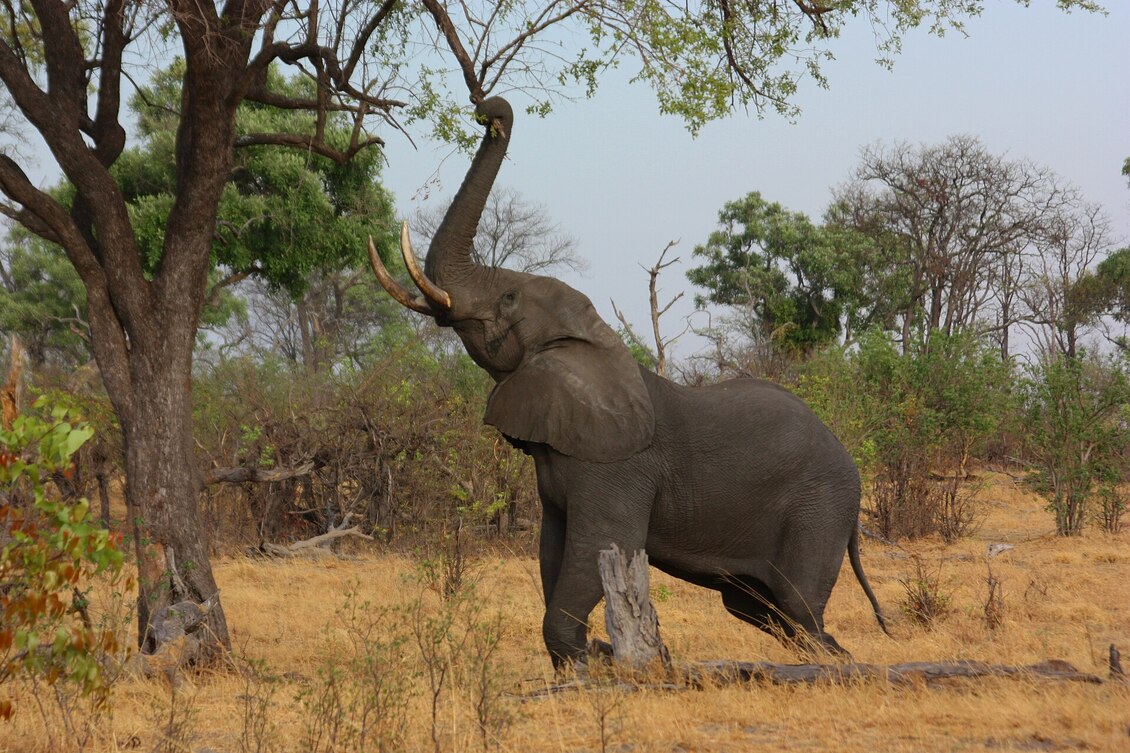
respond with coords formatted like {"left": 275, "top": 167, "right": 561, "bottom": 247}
{"left": 587, "top": 637, "right": 614, "bottom": 660}
{"left": 549, "top": 641, "right": 614, "bottom": 679}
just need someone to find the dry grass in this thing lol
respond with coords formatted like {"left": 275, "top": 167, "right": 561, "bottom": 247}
{"left": 4, "top": 472, "right": 1129, "bottom": 752}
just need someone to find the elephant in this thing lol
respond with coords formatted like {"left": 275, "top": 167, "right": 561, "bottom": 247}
{"left": 369, "top": 96, "right": 888, "bottom": 667}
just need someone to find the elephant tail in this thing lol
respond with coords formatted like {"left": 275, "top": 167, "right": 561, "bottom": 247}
{"left": 848, "top": 525, "right": 891, "bottom": 637}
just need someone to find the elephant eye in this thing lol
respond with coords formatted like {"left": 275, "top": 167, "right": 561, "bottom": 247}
{"left": 501, "top": 291, "right": 517, "bottom": 305}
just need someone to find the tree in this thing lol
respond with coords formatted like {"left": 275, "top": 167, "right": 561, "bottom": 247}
{"left": 0, "top": 0, "right": 1099, "bottom": 662}
{"left": 612, "top": 240, "right": 688, "bottom": 378}
{"left": 216, "top": 272, "right": 415, "bottom": 372}
{"left": 1, "top": 229, "right": 88, "bottom": 369}
{"left": 1019, "top": 200, "right": 1114, "bottom": 360}
{"left": 830, "top": 135, "right": 1080, "bottom": 357}
{"left": 412, "top": 186, "right": 585, "bottom": 275}
{"left": 119, "top": 62, "right": 401, "bottom": 374}
{"left": 687, "top": 192, "right": 871, "bottom": 361}
{"left": 1066, "top": 158, "right": 1130, "bottom": 351}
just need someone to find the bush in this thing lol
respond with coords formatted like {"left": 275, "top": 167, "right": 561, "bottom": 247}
{"left": 799, "top": 331, "right": 1010, "bottom": 541}
{"left": 192, "top": 335, "right": 538, "bottom": 553}
{"left": 0, "top": 397, "right": 127, "bottom": 744}
{"left": 1021, "top": 353, "right": 1130, "bottom": 536}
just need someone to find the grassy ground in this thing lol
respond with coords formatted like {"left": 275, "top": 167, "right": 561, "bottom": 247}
{"left": 4, "top": 472, "right": 1129, "bottom": 752}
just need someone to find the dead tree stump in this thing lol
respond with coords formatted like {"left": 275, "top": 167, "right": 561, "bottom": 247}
{"left": 598, "top": 545, "right": 671, "bottom": 671}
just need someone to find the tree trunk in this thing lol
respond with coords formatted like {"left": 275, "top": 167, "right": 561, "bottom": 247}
{"left": 598, "top": 545, "right": 671, "bottom": 671}
{"left": 1, "top": 334, "right": 25, "bottom": 429}
{"left": 118, "top": 339, "right": 230, "bottom": 659}
{"left": 96, "top": 468, "right": 112, "bottom": 528}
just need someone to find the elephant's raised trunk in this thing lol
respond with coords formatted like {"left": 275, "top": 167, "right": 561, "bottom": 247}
{"left": 423, "top": 96, "right": 514, "bottom": 288}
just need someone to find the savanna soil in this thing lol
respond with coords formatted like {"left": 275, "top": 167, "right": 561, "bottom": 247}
{"left": 4, "top": 472, "right": 1129, "bottom": 752}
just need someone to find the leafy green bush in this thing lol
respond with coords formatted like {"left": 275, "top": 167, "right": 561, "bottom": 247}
{"left": 0, "top": 397, "right": 126, "bottom": 729}
{"left": 798, "top": 331, "right": 1010, "bottom": 540}
{"left": 1021, "top": 353, "right": 1130, "bottom": 536}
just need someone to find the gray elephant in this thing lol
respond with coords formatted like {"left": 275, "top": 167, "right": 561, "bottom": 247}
{"left": 370, "top": 96, "right": 887, "bottom": 667}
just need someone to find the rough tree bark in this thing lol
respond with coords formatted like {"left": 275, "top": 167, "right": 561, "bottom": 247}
{"left": 598, "top": 545, "right": 671, "bottom": 671}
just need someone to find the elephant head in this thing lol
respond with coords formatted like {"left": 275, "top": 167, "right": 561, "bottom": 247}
{"left": 369, "top": 97, "right": 654, "bottom": 462}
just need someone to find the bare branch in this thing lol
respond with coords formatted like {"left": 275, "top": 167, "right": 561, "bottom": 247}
{"left": 420, "top": 0, "right": 483, "bottom": 101}
{"left": 207, "top": 461, "right": 315, "bottom": 485}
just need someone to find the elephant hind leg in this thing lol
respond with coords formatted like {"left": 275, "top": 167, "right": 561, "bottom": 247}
{"left": 719, "top": 577, "right": 795, "bottom": 640}
{"left": 720, "top": 576, "right": 851, "bottom": 659}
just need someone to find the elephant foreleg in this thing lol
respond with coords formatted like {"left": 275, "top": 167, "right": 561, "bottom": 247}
{"left": 542, "top": 520, "right": 649, "bottom": 667}
{"left": 538, "top": 503, "right": 565, "bottom": 608}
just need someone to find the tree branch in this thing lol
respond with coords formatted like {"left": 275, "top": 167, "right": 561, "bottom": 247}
{"left": 420, "top": 0, "right": 483, "bottom": 102}
{"left": 207, "top": 461, "right": 314, "bottom": 485}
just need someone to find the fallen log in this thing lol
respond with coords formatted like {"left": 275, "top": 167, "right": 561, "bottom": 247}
{"left": 686, "top": 658, "right": 1105, "bottom": 688}
{"left": 257, "top": 515, "right": 373, "bottom": 558}
{"left": 207, "top": 461, "right": 314, "bottom": 485}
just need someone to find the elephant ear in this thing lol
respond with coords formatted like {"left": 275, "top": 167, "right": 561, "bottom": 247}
{"left": 484, "top": 328, "right": 655, "bottom": 462}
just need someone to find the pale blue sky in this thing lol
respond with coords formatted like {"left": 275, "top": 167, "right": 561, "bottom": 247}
{"left": 385, "top": 2, "right": 1130, "bottom": 361}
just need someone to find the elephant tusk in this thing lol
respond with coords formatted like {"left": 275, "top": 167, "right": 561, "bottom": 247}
{"left": 367, "top": 235, "right": 438, "bottom": 315}
{"left": 399, "top": 222, "right": 453, "bottom": 310}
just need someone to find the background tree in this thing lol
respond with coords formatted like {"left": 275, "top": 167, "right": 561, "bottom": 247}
{"left": 0, "top": 0, "right": 1100, "bottom": 661}
{"left": 1066, "top": 159, "right": 1130, "bottom": 352}
{"left": 412, "top": 186, "right": 585, "bottom": 275}
{"left": 829, "top": 135, "right": 1079, "bottom": 357}
{"left": 1, "top": 228, "right": 88, "bottom": 369}
{"left": 686, "top": 192, "right": 877, "bottom": 377}
{"left": 1019, "top": 201, "right": 1113, "bottom": 360}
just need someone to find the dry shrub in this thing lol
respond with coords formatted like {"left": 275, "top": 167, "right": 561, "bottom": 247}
{"left": 982, "top": 564, "right": 1004, "bottom": 631}
{"left": 193, "top": 346, "right": 538, "bottom": 554}
{"left": 1095, "top": 483, "right": 1125, "bottom": 534}
{"left": 899, "top": 556, "right": 950, "bottom": 628}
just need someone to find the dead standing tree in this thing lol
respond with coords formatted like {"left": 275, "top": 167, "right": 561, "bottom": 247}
{"left": 613, "top": 240, "right": 689, "bottom": 378}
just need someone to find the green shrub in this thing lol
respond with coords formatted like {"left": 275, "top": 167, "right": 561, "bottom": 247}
{"left": 798, "top": 331, "right": 1010, "bottom": 540}
{"left": 0, "top": 397, "right": 127, "bottom": 734}
{"left": 1021, "top": 353, "right": 1130, "bottom": 536}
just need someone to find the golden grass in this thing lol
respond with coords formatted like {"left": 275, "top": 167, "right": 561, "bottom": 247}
{"left": 4, "top": 472, "right": 1128, "bottom": 753}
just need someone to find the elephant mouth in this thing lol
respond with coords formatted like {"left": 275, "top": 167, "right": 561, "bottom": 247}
{"left": 485, "top": 317, "right": 523, "bottom": 359}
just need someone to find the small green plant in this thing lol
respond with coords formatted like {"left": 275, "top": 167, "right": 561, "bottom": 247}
{"left": 297, "top": 584, "right": 417, "bottom": 753}
{"left": 459, "top": 599, "right": 514, "bottom": 753}
{"left": 235, "top": 654, "right": 281, "bottom": 753}
{"left": 651, "top": 584, "right": 673, "bottom": 603}
{"left": 417, "top": 521, "right": 479, "bottom": 601}
{"left": 1, "top": 396, "right": 127, "bottom": 745}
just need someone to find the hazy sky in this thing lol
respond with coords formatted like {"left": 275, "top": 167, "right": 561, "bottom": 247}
{"left": 384, "top": 2, "right": 1130, "bottom": 362}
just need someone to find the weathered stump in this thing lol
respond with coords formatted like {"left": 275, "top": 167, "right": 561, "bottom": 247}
{"left": 598, "top": 545, "right": 671, "bottom": 671}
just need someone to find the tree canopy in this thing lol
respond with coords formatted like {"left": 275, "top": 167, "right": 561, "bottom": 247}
{"left": 686, "top": 192, "right": 871, "bottom": 354}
